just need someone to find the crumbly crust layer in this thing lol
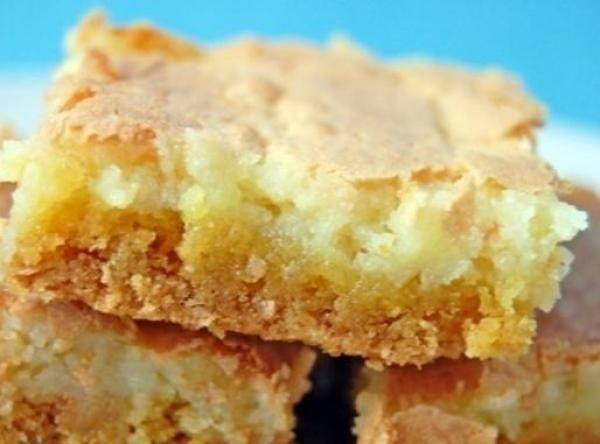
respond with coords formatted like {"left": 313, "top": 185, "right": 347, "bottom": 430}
{"left": 21, "top": 239, "right": 484, "bottom": 366}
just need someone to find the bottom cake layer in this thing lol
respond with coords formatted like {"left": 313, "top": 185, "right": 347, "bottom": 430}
{"left": 0, "top": 296, "right": 315, "bottom": 443}
{"left": 354, "top": 188, "right": 600, "bottom": 443}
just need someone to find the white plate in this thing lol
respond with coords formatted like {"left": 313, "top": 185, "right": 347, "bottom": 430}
{"left": 1, "top": 71, "right": 599, "bottom": 191}
{"left": 539, "top": 123, "right": 600, "bottom": 192}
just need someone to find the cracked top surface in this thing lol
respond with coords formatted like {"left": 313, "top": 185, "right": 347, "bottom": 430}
{"left": 42, "top": 12, "right": 554, "bottom": 189}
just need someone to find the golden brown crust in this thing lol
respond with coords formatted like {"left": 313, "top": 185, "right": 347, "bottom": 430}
{"left": 66, "top": 11, "right": 202, "bottom": 60}
{"left": 355, "top": 188, "right": 600, "bottom": 443}
{"left": 45, "top": 13, "right": 553, "bottom": 189}
{"left": 19, "top": 246, "right": 485, "bottom": 366}
{"left": 391, "top": 64, "right": 544, "bottom": 141}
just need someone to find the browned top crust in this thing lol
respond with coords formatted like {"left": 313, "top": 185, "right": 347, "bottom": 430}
{"left": 41, "top": 13, "right": 554, "bottom": 190}
{"left": 67, "top": 11, "right": 203, "bottom": 60}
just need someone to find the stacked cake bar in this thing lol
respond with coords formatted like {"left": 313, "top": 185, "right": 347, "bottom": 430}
{"left": 355, "top": 188, "right": 600, "bottom": 443}
{"left": 0, "top": 131, "right": 315, "bottom": 442}
{"left": 0, "top": 12, "right": 593, "bottom": 443}
{"left": 0, "top": 294, "right": 314, "bottom": 442}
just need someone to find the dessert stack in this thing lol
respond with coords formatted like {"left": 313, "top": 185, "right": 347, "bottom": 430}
{"left": 0, "top": 12, "right": 596, "bottom": 443}
{"left": 355, "top": 187, "right": 600, "bottom": 443}
{"left": 0, "top": 129, "right": 316, "bottom": 443}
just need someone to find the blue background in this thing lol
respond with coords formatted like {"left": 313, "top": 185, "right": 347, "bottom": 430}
{"left": 1, "top": 0, "right": 598, "bottom": 125}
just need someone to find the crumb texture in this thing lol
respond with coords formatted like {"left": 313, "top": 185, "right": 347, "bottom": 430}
{"left": 354, "top": 188, "right": 600, "bottom": 442}
{"left": 0, "top": 298, "right": 314, "bottom": 443}
{"left": 0, "top": 13, "right": 587, "bottom": 366}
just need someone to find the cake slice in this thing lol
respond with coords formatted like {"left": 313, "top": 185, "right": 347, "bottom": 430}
{"left": 0, "top": 126, "right": 314, "bottom": 442}
{"left": 354, "top": 187, "right": 600, "bottom": 443}
{"left": 0, "top": 13, "right": 586, "bottom": 366}
{"left": 0, "top": 159, "right": 315, "bottom": 443}
{"left": 0, "top": 295, "right": 314, "bottom": 443}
